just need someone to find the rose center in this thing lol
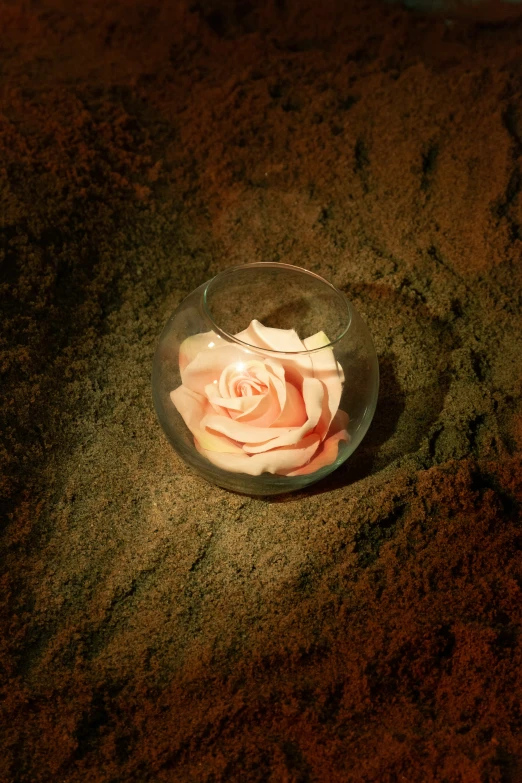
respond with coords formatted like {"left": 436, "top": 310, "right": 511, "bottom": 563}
{"left": 235, "top": 373, "right": 267, "bottom": 397}
{"left": 219, "top": 359, "right": 273, "bottom": 402}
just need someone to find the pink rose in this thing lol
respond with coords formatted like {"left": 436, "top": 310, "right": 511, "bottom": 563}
{"left": 170, "top": 320, "right": 349, "bottom": 477}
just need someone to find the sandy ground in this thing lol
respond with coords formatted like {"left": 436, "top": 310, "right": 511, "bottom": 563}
{"left": 1, "top": 1, "right": 522, "bottom": 781}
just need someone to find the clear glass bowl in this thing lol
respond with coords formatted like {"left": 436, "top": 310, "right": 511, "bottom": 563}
{"left": 152, "top": 263, "right": 379, "bottom": 495}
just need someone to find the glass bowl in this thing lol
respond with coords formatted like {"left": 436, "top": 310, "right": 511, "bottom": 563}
{"left": 152, "top": 263, "right": 379, "bottom": 495}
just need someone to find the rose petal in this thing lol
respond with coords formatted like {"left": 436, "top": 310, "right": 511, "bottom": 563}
{"left": 236, "top": 383, "right": 282, "bottom": 427}
{"left": 285, "top": 410, "right": 350, "bottom": 476}
{"left": 273, "top": 380, "right": 307, "bottom": 427}
{"left": 235, "top": 319, "right": 314, "bottom": 391}
{"left": 200, "top": 377, "right": 322, "bottom": 449}
{"left": 235, "top": 319, "right": 306, "bottom": 353}
{"left": 263, "top": 358, "right": 287, "bottom": 411}
{"left": 303, "top": 331, "right": 344, "bottom": 438}
{"left": 204, "top": 358, "right": 285, "bottom": 427}
{"left": 205, "top": 385, "right": 281, "bottom": 427}
{"left": 241, "top": 377, "right": 324, "bottom": 453}
{"left": 182, "top": 344, "right": 256, "bottom": 395}
{"left": 285, "top": 432, "right": 346, "bottom": 476}
{"left": 179, "top": 331, "right": 223, "bottom": 373}
{"left": 170, "top": 386, "right": 243, "bottom": 454}
{"left": 203, "top": 385, "right": 259, "bottom": 414}
{"left": 195, "top": 433, "right": 322, "bottom": 476}
{"left": 201, "top": 413, "right": 296, "bottom": 445}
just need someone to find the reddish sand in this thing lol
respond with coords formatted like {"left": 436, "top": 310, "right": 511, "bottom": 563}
{"left": 1, "top": 1, "right": 522, "bottom": 781}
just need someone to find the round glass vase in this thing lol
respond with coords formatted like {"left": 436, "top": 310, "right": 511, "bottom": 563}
{"left": 152, "top": 263, "right": 379, "bottom": 495}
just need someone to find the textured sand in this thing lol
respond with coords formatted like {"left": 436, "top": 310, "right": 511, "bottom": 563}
{"left": 1, "top": 1, "right": 522, "bottom": 781}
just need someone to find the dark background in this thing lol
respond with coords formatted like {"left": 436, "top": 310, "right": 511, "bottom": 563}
{"left": 1, "top": 1, "right": 522, "bottom": 780}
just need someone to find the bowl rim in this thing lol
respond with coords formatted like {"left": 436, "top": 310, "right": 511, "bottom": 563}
{"left": 202, "top": 262, "right": 352, "bottom": 355}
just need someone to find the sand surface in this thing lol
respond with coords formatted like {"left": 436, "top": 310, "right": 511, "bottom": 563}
{"left": 1, "top": 1, "right": 522, "bottom": 780}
